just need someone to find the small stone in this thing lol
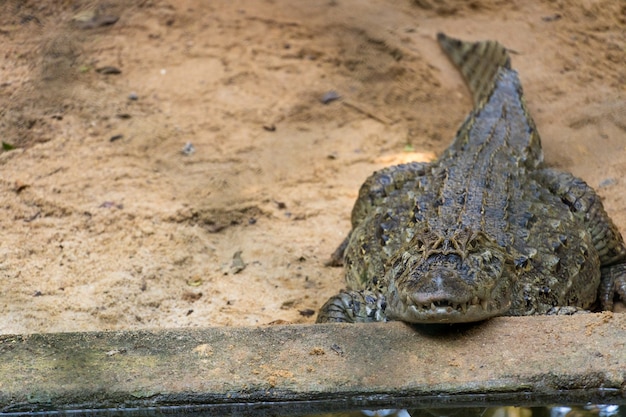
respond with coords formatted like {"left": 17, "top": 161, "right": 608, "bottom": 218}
{"left": 96, "top": 66, "right": 122, "bottom": 75}
{"left": 73, "top": 11, "right": 119, "bottom": 29}
{"left": 330, "top": 343, "right": 344, "bottom": 356}
{"left": 541, "top": 13, "right": 562, "bottom": 22}
{"left": 320, "top": 90, "right": 341, "bottom": 104}
{"left": 181, "top": 142, "right": 195, "bottom": 155}
{"left": 598, "top": 178, "right": 616, "bottom": 188}
{"left": 230, "top": 250, "right": 246, "bottom": 274}
{"left": 128, "top": 92, "right": 139, "bottom": 101}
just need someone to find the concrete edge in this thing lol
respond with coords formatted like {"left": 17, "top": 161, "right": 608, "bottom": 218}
{"left": 0, "top": 314, "right": 625, "bottom": 414}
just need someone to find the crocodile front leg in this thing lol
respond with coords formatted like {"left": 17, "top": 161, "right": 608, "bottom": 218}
{"left": 316, "top": 290, "right": 388, "bottom": 323}
{"left": 535, "top": 168, "right": 626, "bottom": 309}
{"left": 600, "top": 264, "right": 626, "bottom": 310}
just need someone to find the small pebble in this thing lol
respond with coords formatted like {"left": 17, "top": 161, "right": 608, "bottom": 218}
{"left": 99, "top": 201, "right": 123, "bottom": 209}
{"left": 541, "top": 13, "right": 562, "bottom": 22}
{"left": 181, "top": 142, "right": 195, "bottom": 155}
{"left": 96, "top": 66, "right": 122, "bottom": 75}
{"left": 230, "top": 250, "right": 246, "bottom": 274}
{"left": 73, "top": 12, "right": 119, "bottom": 29}
{"left": 109, "top": 134, "right": 124, "bottom": 142}
{"left": 599, "top": 178, "right": 617, "bottom": 188}
{"left": 320, "top": 90, "right": 341, "bottom": 104}
{"left": 128, "top": 92, "right": 139, "bottom": 101}
{"left": 330, "top": 343, "right": 344, "bottom": 356}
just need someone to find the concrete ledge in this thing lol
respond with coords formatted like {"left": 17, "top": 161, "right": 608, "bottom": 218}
{"left": 1, "top": 314, "right": 625, "bottom": 415}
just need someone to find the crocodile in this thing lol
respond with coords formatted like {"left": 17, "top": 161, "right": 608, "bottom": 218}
{"left": 317, "top": 33, "right": 626, "bottom": 324}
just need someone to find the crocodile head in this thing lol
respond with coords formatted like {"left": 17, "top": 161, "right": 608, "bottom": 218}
{"left": 384, "top": 228, "right": 515, "bottom": 323}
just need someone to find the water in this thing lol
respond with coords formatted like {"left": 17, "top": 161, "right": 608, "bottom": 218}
{"left": 2, "top": 403, "right": 622, "bottom": 417}
{"left": 306, "top": 405, "right": 624, "bottom": 417}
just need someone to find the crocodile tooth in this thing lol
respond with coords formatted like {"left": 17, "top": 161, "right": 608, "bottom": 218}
{"left": 471, "top": 296, "right": 479, "bottom": 305}
{"left": 431, "top": 302, "right": 436, "bottom": 311}
{"left": 481, "top": 299, "right": 489, "bottom": 311}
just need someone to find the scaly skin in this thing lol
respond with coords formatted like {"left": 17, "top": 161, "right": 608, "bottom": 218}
{"left": 317, "top": 33, "right": 626, "bottom": 324}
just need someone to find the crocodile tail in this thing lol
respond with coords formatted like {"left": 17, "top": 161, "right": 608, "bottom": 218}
{"left": 437, "top": 32, "right": 511, "bottom": 106}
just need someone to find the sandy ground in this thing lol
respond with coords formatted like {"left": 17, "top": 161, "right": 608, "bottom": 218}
{"left": 0, "top": 0, "right": 624, "bottom": 334}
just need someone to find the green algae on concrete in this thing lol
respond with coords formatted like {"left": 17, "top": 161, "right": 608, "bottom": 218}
{"left": 0, "top": 314, "right": 625, "bottom": 414}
